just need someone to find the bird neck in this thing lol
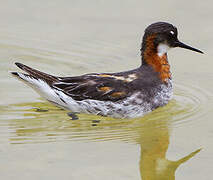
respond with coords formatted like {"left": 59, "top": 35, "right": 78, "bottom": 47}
{"left": 140, "top": 35, "right": 171, "bottom": 83}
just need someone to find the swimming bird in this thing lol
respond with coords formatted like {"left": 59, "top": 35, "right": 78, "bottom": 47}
{"left": 11, "top": 22, "right": 203, "bottom": 118}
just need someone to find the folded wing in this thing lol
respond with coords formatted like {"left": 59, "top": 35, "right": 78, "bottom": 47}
{"left": 53, "top": 73, "right": 131, "bottom": 101}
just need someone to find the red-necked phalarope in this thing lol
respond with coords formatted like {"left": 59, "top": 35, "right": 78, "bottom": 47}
{"left": 11, "top": 22, "right": 203, "bottom": 118}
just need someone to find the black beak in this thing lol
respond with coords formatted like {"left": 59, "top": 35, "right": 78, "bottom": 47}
{"left": 174, "top": 40, "right": 204, "bottom": 54}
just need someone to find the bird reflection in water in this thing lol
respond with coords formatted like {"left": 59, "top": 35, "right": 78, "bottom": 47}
{"left": 136, "top": 114, "right": 201, "bottom": 180}
{"left": 8, "top": 101, "right": 201, "bottom": 179}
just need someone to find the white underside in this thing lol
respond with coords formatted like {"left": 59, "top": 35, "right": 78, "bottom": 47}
{"left": 15, "top": 72, "right": 173, "bottom": 119}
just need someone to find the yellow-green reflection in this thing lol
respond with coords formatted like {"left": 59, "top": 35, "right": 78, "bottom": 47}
{"left": 2, "top": 99, "right": 201, "bottom": 179}
{"left": 136, "top": 112, "right": 201, "bottom": 180}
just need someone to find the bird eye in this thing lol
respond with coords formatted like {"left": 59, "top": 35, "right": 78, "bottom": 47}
{"left": 170, "top": 31, "right": 175, "bottom": 35}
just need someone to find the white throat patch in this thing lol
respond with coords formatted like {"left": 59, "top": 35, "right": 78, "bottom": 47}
{"left": 157, "top": 43, "right": 170, "bottom": 57}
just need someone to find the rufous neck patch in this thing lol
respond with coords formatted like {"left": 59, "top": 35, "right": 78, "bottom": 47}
{"left": 143, "top": 35, "right": 171, "bottom": 83}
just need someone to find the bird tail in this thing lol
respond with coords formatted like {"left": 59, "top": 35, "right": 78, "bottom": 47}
{"left": 11, "top": 62, "right": 68, "bottom": 107}
{"left": 11, "top": 62, "right": 58, "bottom": 85}
{"left": 11, "top": 62, "right": 59, "bottom": 93}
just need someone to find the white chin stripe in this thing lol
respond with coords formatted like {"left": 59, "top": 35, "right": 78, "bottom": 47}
{"left": 157, "top": 43, "right": 170, "bottom": 57}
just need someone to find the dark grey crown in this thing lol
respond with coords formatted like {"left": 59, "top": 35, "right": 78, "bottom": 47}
{"left": 144, "top": 22, "right": 177, "bottom": 35}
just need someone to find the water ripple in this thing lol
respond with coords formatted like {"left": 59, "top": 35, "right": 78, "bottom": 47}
{"left": 0, "top": 80, "right": 211, "bottom": 144}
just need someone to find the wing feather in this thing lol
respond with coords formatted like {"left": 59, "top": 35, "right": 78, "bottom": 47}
{"left": 53, "top": 73, "right": 133, "bottom": 101}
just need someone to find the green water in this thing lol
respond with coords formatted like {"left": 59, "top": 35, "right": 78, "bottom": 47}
{"left": 0, "top": 0, "right": 213, "bottom": 179}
